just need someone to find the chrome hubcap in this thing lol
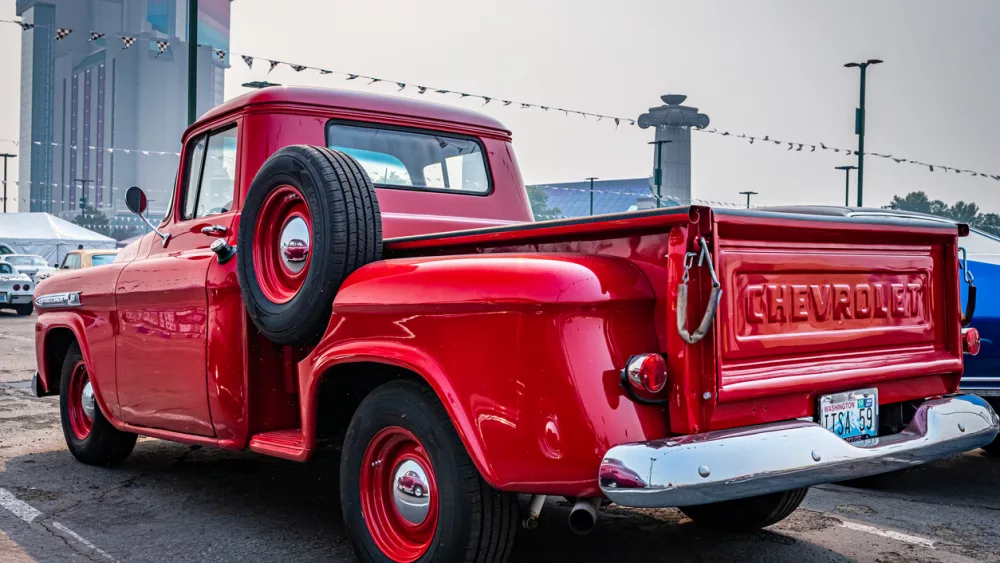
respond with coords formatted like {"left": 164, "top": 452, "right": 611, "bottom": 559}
{"left": 81, "top": 381, "right": 96, "bottom": 420}
{"left": 392, "top": 459, "right": 431, "bottom": 524}
{"left": 279, "top": 216, "right": 310, "bottom": 272}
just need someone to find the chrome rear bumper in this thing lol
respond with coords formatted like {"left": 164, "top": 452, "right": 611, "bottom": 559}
{"left": 600, "top": 395, "right": 999, "bottom": 508}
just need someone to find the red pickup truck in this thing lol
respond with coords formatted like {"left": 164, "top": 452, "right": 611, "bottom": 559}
{"left": 31, "top": 86, "right": 999, "bottom": 563}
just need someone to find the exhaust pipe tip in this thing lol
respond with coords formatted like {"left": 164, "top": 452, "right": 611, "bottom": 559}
{"left": 568, "top": 498, "right": 601, "bottom": 535}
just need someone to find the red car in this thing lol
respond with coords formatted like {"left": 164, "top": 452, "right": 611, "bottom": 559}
{"left": 282, "top": 238, "right": 308, "bottom": 262}
{"left": 397, "top": 470, "right": 428, "bottom": 498}
{"left": 30, "top": 87, "right": 998, "bottom": 563}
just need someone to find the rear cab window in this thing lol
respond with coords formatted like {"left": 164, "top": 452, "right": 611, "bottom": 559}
{"left": 91, "top": 254, "right": 116, "bottom": 267}
{"left": 326, "top": 122, "right": 491, "bottom": 195}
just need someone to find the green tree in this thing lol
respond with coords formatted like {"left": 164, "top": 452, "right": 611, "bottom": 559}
{"left": 72, "top": 206, "right": 111, "bottom": 237}
{"left": 526, "top": 185, "right": 562, "bottom": 221}
{"left": 947, "top": 201, "right": 980, "bottom": 223}
{"left": 885, "top": 191, "right": 948, "bottom": 215}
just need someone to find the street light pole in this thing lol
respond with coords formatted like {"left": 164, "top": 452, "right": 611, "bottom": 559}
{"left": 74, "top": 178, "right": 93, "bottom": 210}
{"left": 648, "top": 140, "right": 672, "bottom": 208}
{"left": 0, "top": 153, "right": 15, "bottom": 213}
{"left": 586, "top": 177, "right": 599, "bottom": 216}
{"left": 738, "top": 191, "right": 758, "bottom": 209}
{"left": 845, "top": 59, "right": 882, "bottom": 207}
{"left": 834, "top": 165, "right": 858, "bottom": 207}
{"left": 187, "top": 0, "right": 199, "bottom": 125}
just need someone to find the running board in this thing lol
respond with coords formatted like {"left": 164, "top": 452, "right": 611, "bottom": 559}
{"left": 249, "top": 429, "right": 309, "bottom": 462}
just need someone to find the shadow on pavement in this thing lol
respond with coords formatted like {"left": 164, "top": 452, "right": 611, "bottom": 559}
{"left": 0, "top": 440, "right": 859, "bottom": 563}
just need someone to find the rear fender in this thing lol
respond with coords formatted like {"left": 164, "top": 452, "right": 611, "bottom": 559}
{"left": 298, "top": 253, "right": 668, "bottom": 494}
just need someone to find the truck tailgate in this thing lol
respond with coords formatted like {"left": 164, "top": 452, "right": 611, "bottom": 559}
{"left": 713, "top": 210, "right": 964, "bottom": 405}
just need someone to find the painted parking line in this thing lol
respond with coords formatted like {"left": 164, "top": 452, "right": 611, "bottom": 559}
{"left": 52, "top": 522, "right": 116, "bottom": 561}
{"left": 0, "top": 487, "right": 116, "bottom": 561}
{"left": 839, "top": 519, "right": 937, "bottom": 548}
{"left": 0, "top": 488, "right": 41, "bottom": 523}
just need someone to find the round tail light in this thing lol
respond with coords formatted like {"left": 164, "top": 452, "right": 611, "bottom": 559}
{"left": 625, "top": 353, "right": 668, "bottom": 393}
{"left": 12, "top": 284, "right": 19, "bottom": 291}
{"left": 23, "top": 284, "right": 29, "bottom": 291}
{"left": 963, "top": 327, "right": 981, "bottom": 356}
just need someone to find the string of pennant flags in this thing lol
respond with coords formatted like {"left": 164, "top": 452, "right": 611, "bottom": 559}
{"left": 0, "top": 139, "right": 181, "bottom": 157}
{"left": 2, "top": 19, "right": 998, "bottom": 182}
{"left": 695, "top": 128, "right": 1000, "bottom": 181}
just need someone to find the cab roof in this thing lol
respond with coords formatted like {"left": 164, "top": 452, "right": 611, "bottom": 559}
{"left": 196, "top": 86, "right": 510, "bottom": 135}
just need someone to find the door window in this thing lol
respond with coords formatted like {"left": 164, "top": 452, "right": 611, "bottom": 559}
{"left": 180, "top": 126, "right": 238, "bottom": 220}
{"left": 62, "top": 254, "right": 81, "bottom": 269}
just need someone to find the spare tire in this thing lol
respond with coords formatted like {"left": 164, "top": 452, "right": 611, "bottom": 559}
{"left": 237, "top": 145, "right": 381, "bottom": 345}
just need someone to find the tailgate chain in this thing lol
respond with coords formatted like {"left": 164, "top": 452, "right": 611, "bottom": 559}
{"left": 677, "top": 238, "right": 723, "bottom": 344}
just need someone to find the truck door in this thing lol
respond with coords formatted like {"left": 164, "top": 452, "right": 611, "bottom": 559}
{"left": 115, "top": 125, "right": 240, "bottom": 436}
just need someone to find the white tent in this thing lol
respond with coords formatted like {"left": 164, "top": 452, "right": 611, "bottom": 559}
{"left": 0, "top": 213, "right": 117, "bottom": 266}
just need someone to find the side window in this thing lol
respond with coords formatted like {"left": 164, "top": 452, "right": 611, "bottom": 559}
{"left": 181, "top": 136, "right": 207, "bottom": 220}
{"left": 61, "top": 254, "right": 80, "bottom": 269}
{"left": 179, "top": 125, "right": 238, "bottom": 221}
{"left": 0, "top": 263, "right": 12, "bottom": 274}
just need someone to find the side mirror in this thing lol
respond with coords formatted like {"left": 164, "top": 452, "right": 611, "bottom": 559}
{"left": 125, "top": 186, "right": 171, "bottom": 247}
{"left": 125, "top": 186, "right": 148, "bottom": 214}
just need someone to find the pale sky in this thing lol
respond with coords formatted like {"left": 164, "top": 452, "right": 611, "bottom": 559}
{"left": 2, "top": 0, "right": 998, "bottom": 212}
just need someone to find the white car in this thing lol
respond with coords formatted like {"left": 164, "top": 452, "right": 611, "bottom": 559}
{"left": 0, "top": 254, "right": 56, "bottom": 283}
{"left": 0, "top": 262, "right": 34, "bottom": 316}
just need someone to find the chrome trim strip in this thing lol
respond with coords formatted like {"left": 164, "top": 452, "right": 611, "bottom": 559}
{"left": 600, "top": 395, "right": 999, "bottom": 508}
{"left": 34, "top": 291, "right": 82, "bottom": 309}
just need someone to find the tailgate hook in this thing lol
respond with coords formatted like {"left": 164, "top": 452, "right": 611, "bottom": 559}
{"left": 677, "top": 238, "right": 723, "bottom": 344}
{"left": 959, "top": 247, "right": 977, "bottom": 327}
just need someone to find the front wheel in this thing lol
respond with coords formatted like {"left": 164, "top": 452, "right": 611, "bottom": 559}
{"left": 59, "top": 343, "right": 137, "bottom": 465}
{"left": 341, "top": 380, "right": 518, "bottom": 563}
{"left": 680, "top": 488, "right": 808, "bottom": 531}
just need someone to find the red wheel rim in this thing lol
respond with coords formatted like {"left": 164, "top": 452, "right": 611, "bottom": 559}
{"left": 252, "top": 185, "right": 313, "bottom": 304}
{"left": 360, "top": 427, "right": 439, "bottom": 562}
{"left": 66, "top": 360, "right": 93, "bottom": 440}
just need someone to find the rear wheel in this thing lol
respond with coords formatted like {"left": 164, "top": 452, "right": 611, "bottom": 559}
{"left": 14, "top": 304, "right": 32, "bottom": 316}
{"left": 341, "top": 380, "right": 518, "bottom": 563}
{"left": 237, "top": 145, "right": 381, "bottom": 345}
{"left": 59, "top": 343, "right": 137, "bottom": 465}
{"left": 680, "top": 488, "right": 808, "bottom": 531}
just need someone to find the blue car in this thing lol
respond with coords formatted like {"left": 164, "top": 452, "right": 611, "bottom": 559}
{"left": 764, "top": 206, "right": 999, "bottom": 453}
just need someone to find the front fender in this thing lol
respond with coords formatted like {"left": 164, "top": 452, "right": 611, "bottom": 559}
{"left": 300, "top": 253, "right": 670, "bottom": 495}
{"left": 35, "top": 310, "right": 120, "bottom": 422}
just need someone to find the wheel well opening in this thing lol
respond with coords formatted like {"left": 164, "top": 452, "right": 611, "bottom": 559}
{"left": 44, "top": 328, "right": 77, "bottom": 393}
{"left": 315, "top": 362, "right": 423, "bottom": 448}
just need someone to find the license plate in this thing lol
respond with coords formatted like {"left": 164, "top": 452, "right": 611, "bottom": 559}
{"left": 818, "top": 388, "right": 878, "bottom": 442}
{"left": 0, "top": 292, "right": 6, "bottom": 303}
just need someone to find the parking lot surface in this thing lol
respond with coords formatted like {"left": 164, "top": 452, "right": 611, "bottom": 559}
{"left": 2, "top": 310, "right": 999, "bottom": 563}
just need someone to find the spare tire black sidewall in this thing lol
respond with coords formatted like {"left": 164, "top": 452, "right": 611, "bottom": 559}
{"left": 237, "top": 146, "right": 381, "bottom": 345}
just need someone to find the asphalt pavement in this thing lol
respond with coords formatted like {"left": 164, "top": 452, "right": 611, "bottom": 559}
{"left": 1, "top": 310, "right": 999, "bottom": 562}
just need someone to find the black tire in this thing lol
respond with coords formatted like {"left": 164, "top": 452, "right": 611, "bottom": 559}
{"left": 341, "top": 380, "right": 518, "bottom": 563}
{"left": 14, "top": 304, "right": 33, "bottom": 316}
{"left": 59, "top": 343, "right": 137, "bottom": 465}
{"left": 680, "top": 488, "right": 808, "bottom": 531}
{"left": 237, "top": 145, "right": 382, "bottom": 345}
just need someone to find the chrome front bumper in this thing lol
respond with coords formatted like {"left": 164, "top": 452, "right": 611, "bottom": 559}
{"left": 600, "top": 395, "right": 999, "bottom": 508}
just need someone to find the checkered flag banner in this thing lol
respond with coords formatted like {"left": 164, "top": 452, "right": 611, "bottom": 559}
{"left": 88, "top": 31, "right": 105, "bottom": 41}
{"left": 55, "top": 28, "right": 72, "bottom": 40}
{"left": 214, "top": 49, "right": 226, "bottom": 62}
{"left": 268, "top": 60, "right": 280, "bottom": 73}
{"left": 121, "top": 36, "right": 136, "bottom": 50}
{"left": 291, "top": 64, "right": 307, "bottom": 72}
{"left": 18, "top": 21, "right": 34, "bottom": 30}
{"left": 155, "top": 40, "right": 170, "bottom": 57}
{"left": 241, "top": 55, "right": 254, "bottom": 69}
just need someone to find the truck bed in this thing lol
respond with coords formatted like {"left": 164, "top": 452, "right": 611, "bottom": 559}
{"left": 384, "top": 206, "right": 964, "bottom": 435}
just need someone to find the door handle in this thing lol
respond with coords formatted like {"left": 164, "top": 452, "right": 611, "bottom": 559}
{"left": 200, "top": 225, "right": 228, "bottom": 236}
